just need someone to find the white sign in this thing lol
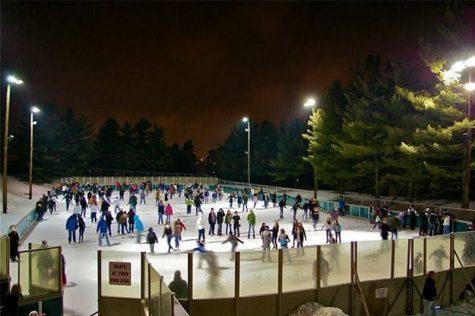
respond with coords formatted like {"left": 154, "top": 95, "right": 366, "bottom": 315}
{"left": 109, "top": 262, "right": 131, "bottom": 286}
{"left": 375, "top": 287, "right": 388, "bottom": 299}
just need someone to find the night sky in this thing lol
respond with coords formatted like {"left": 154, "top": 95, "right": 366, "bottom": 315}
{"left": 0, "top": 2, "right": 466, "bottom": 156}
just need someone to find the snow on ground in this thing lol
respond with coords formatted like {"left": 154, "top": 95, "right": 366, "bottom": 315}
{"left": 290, "top": 302, "right": 347, "bottom": 316}
{"left": 10, "top": 190, "right": 422, "bottom": 316}
{"left": 0, "top": 175, "right": 52, "bottom": 235}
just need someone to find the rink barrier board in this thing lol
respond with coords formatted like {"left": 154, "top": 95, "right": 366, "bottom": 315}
{"left": 95, "top": 232, "right": 475, "bottom": 316}
{"left": 0, "top": 237, "right": 10, "bottom": 308}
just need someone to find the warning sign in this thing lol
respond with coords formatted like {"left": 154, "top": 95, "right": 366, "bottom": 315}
{"left": 375, "top": 287, "right": 388, "bottom": 299}
{"left": 109, "top": 262, "right": 131, "bottom": 286}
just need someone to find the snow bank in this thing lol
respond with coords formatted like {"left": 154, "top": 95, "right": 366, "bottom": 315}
{"left": 289, "top": 302, "right": 348, "bottom": 316}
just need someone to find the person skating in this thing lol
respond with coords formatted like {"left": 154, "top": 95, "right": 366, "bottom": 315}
{"left": 217, "top": 208, "right": 225, "bottom": 236}
{"left": 246, "top": 210, "right": 256, "bottom": 239}
{"left": 324, "top": 217, "right": 332, "bottom": 244}
{"left": 66, "top": 213, "right": 78, "bottom": 244}
{"left": 380, "top": 217, "right": 390, "bottom": 240}
{"left": 147, "top": 227, "right": 158, "bottom": 253}
{"left": 222, "top": 233, "right": 244, "bottom": 261}
{"left": 128, "top": 194, "right": 138, "bottom": 211}
{"left": 278, "top": 229, "right": 291, "bottom": 263}
{"left": 174, "top": 219, "right": 186, "bottom": 250}
{"left": 391, "top": 216, "right": 399, "bottom": 240}
{"left": 261, "top": 225, "right": 272, "bottom": 262}
{"left": 35, "top": 198, "right": 44, "bottom": 221}
{"left": 196, "top": 214, "right": 206, "bottom": 242}
{"left": 90, "top": 200, "right": 98, "bottom": 223}
{"left": 119, "top": 210, "right": 129, "bottom": 235}
{"left": 333, "top": 219, "right": 342, "bottom": 243}
{"left": 311, "top": 202, "right": 320, "bottom": 231}
{"left": 128, "top": 208, "right": 136, "bottom": 232}
{"left": 232, "top": 211, "right": 241, "bottom": 237}
{"left": 162, "top": 222, "right": 174, "bottom": 253}
{"left": 208, "top": 208, "right": 217, "bottom": 236}
{"left": 242, "top": 193, "right": 249, "bottom": 212}
{"left": 139, "top": 189, "right": 146, "bottom": 205}
{"left": 185, "top": 197, "right": 194, "bottom": 215}
{"left": 157, "top": 200, "right": 165, "bottom": 224}
{"left": 112, "top": 197, "right": 120, "bottom": 214}
{"left": 225, "top": 210, "right": 232, "bottom": 235}
{"left": 97, "top": 216, "right": 111, "bottom": 246}
{"left": 228, "top": 193, "right": 235, "bottom": 209}
{"left": 271, "top": 221, "right": 279, "bottom": 249}
{"left": 78, "top": 216, "right": 86, "bottom": 243}
{"left": 80, "top": 196, "right": 88, "bottom": 218}
{"left": 115, "top": 209, "right": 123, "bottom": 235}
{"left": 278, "top": 198, "right": 286, "bottom": 219}
{"left": 296, "top": 222, "right": 307, "bottom": 252}
{"left": 165, "top": 203, "right": 173, "bottom": 223}
{"left": 135, "top": 214, "right": 144, "bottom": 243}
{"left": 7, "top": 226, "right": 19, "bottom": 262}
{"left": 194, "top": 195, "right": 203, "bottom": 215}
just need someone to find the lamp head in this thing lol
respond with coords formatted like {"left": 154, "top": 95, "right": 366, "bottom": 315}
{"left": 31, "top": 106, "right": 41, "bottom": 114}
{"left": 242, "top": 117, "right": 249, "bottom": 123}
{"left": 304, "top": 97, "right": 317, "bottom": 108}
{"left": 6, "top": 75, "right": 24, "bottom": 85}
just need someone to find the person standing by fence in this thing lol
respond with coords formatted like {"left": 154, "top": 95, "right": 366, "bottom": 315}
{"left": 422, "top": 271, "right": 437, "bottom": 316}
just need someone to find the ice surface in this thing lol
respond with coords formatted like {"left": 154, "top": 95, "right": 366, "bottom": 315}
{"left": 8, "top": 189, "right": 421, "bottom": 315}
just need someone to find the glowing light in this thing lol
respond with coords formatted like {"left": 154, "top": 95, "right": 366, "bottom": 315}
{"left": 451, "top": 61, "right": 466, "bottom": 72}
{"left": 6, "top": 75, "right": 23, "bottom": 85}
{"left": 31, "top": 106, "right": 40, "bottom": 113}
{"left": 304, "top": 97, "right": 316, "bottom": 108}
{"left": 242, "top": 117, "right": 249, "bottom": 123}
{"left": 465, "top": 56, "right": 475, "bottom": 68}
{"left": 32, "top": 121, "right": 38, "bottom": 126}
{"left": 464, "top": 82, "right": 475, "bottom": 92}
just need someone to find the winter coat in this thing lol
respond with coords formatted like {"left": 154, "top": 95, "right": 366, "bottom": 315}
{"left": 225, "top": 213, "right": 232, "bottom": 224}
{"left": 66, "top": 215, "right": 78, "bottom": 231}
{"left": 217, "top": 210, "right": 225, "bottom": 224}
{"left": 261, "top": 230, "right": 272, "bottom": 247}
{"left": 135, "top": 215, "right": 144, "bottom": 232}
{"left": 165, "top": 205, "right": 173, "bottom": 215}
{"left": 247, "top": 212, "right": 256, "bottom": 225}
{"left": 196, "top": 216, "right": 205, "bottom": 230}
{"left": 174, "top": 222, "right": 186, "bottom": 235}
{"left": 96, "top": 218, "right": 108, "bottom": 234}
{"left": 147, "top": 232, "right": 158, "bottom": 244}
{"left": 208, "top": 212, "right": 217, "bottom": 224}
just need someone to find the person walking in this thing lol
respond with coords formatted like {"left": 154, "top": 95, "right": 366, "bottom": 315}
{"left": 246, "top": 210, "right": 256, "bottom": 239}
{"left": 208, "top": 208, "right": 217, "bottom": 236}
{"left": 147, "top": 227, "right": 158, "bottom": 253}
{"left": 196, "top": 215, "right": 206, "bottom": 242}
{"left": 66, "top": 213, "right": 78, "bottom": 244}
{"left": 225, "top": 210, "right": 233, "bottom": 235}
{"left": 232, "top": 211, "right": 241, "bottom": 237}
{"left": 162, "top": 222, "right": 174, "bottom": 253}
{"left": 97, "top": 216, "right": 111, "bottom": 246}
{"left": 422, "top": 271, "right": 437, "bottom": 316}
{"left": 217, "top": 208, "right": 225, "bottom": 236}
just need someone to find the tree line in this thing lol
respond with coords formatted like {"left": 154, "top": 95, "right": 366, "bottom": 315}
{"left": 9, "top": 109, "right": 198, "bottom": 182}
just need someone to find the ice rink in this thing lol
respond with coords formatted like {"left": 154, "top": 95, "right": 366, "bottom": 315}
{"left": 11, "top": 190, "right": 421, "bottom": 315}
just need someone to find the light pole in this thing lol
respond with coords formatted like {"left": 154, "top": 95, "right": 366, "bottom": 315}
{"left": 29, "top": 106, "right": 40, "bottom": 200}
{"left": 3, "top": 75, "right": 23, "bottom": 213}
{"left": 304, "top": 97, "right": 318, "bottom": 199}
{"left": 451, "top": 56, "right": 475, "bottom": 209}
{"left": 242, "top": 116, "right": 250, "bottom": 185}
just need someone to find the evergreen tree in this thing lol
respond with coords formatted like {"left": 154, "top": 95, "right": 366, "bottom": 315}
{"left": 92, "top": 118, "right": 122, "bottom": 170}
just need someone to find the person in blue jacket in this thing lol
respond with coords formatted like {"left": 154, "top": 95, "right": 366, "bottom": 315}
{"left": 66, "top": 214, "right": 78, "bottom": 244}
{"left": 97, "top": 216, "right": 111, "bottom": 246}
{"left": 134, "top": 214, "right": 144, "bottom": 243}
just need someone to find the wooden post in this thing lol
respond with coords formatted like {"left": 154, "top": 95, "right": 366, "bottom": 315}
{"left": 316, "top": 245, "right": 321, "bottom": 302}
{"left": 406, "top": 239, "right": 414, "bottom": 315}
{"left": 159, "top": 276, "right": 163, "bottom": 315}
{"left": 277, "top": 249, "right": 283, "bottom": 316}
{"left": 391, "top": 240, "right": 395, "bottom": 279}
{"left": 235, "top": 252, "right": 240, "bottom": 316}
{"left": 141, "top": 252, "right": 145, "bottom": 300}
{"left": 349, "top": 242, "right": 355, "bottom": 316}
{"left": 423, "top": 237, "right": 427, "bottom": 276}
{"left": 171, "top": 293, "right": 175, "bottom": 315}
{"left": 148, "top": 263, "right": 152, "bottom": 313}
{"left": 187, "top": 252, "right": 193, "bottom": 314}
{"left": 449, "top": 233, "right": 455, "bottom": 305}
{"left": 97, "top": 250, "right": 102, "bottom": 314}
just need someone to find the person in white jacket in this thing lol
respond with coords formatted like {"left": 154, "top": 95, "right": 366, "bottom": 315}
{"left": 196, "top": 215, "right": 206, "bottom": 242}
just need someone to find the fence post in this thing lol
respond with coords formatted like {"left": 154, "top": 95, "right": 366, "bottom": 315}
{"left": 141, "top": 252, "right": 145, "bottom": 300}
{"left": 449, "top": 233, "right": 455, "bottom": 305}
{"left": 159, "top": 276, "right": 163, "bottom": 315}
{"left": 423, "top": 237, "right": 427, "bottom": 276}
{"left": 148, "top": 263, "right": 152, "bottom": 313}
{"left": 277, "top": 249, "right": 283, "bottom": 316}
{"left": 187, "top": 252, "right": 193, "bottom": 314}
{"left": 349, "top": 241, "right": 356, "bottom": 316}
{"left": 171, "top": 293, "right": 175, "bottom": 315}
{"left": 316, "top": 245, "right": 321, "bottom": 302}
{"left": 391, "top": 240, "right": 395, "bottom": 279}
{"left": 234, "top": 251, "right": 240, "bottom": 316}
{"left": 97, "top": 250, "right": 102, "bottom": 314}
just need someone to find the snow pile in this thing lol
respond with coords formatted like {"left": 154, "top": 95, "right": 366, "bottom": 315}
{"left": 442, "top": 292, "right": 475, "bottom": 315}
{"left": 289, "top": 302, "right": 348, "bottom": 316}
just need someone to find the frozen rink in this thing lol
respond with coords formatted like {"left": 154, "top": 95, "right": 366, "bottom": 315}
{"left": 11, "top": 190, "right": 422, "bottom": 315}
